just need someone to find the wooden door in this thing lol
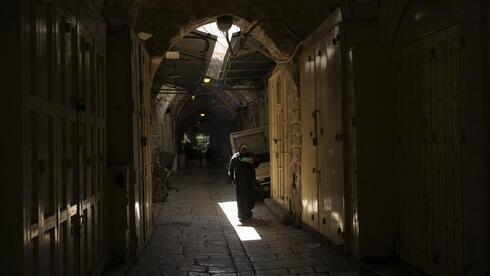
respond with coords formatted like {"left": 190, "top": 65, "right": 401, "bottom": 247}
{"left": 281, "top": 74, "right": 290, "bottom": 208}
{"left": 77, "top": 22, "right": 106, "bottom": 276}
{"left": 396, "top": 24, "right": 464, "bottom": 276}
{"left": 24, "top": 1, "right": 106, "bottom": 275}
{"left": 275, "top": 75, "right": 285, "bottom": 204}
{"left": 129, "top": 31, "right": 153, "bottom": 255}
{"left": 55, "top": 6, "right": 79, "bottom": 276}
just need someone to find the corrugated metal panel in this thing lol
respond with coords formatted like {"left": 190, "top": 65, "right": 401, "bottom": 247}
{"left": 282, "top": 73, "right": 291, "bottom": 208}
{"left": 300, "top": 47, "right": 319, "bottom": 230}
{"left": 344, "top": 46, "right": 395, "bottom": 258}
{"left": 129, "top": 31, "right": 153, "bottom": 255}
{"left": 317, "top": 25, "right": 344, "bottom": 246}
{"left": 141, "top": 44, "right": 153, "bottom": 242}
{"left": 300, "top": 9, "right": 382, "bottom": 251}
{"left": 315, "top": 37, "right": 328, "bottom": 236}
{"left": 105, "top": 26, "right": 153, "bottom": 262}
{"left": 396, "top": 24, "right": 464, "bottom": 276}
{"left": 345, "top": 49, "right": 359, "bottom": 257}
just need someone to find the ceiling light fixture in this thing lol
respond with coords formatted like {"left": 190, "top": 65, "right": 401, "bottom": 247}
{"left": 200, "top": 113, "right": 206, "bottom": 117}
{"left": 203, "top": 77, "right": 211, "bottom": 83}
{"left": 191, "top": 95, "right": 196, "bottom": 100}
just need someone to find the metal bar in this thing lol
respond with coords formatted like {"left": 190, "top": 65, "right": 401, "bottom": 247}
{"left": 179, "top": 35, "right": 212, "bottom": 53}
{"left": 219, "top": 68, "right": 272, "bottom": 73}
{"left": 220, "top": 76, "right": 267, "bottom": 80}
{"left": 154, "top": 73, "right": 205, "bottom": 77}
{"left": 221, "top": 88, "right": 264, "bottom": 91}
{"left": 159, "top": 59, "right": 274, "bottom": 64}
{"left": 189, "top": 30, "right": 218, "bottom": 41}
{"left": 152, "top": 92, "right": 190, "bottom": 95}
{"left": 172, "top": 51, "right": 209, "bottom": 61}
{"left": 153, "top": 89, "right": 189, "bottom": 92}
{"left": 152, "top": 83, "right": 187, "bottom": 91}
{"left": 155, "top": 68, "right": 271, "bottom": 76}
{"left": 152, "top": 87, "right": 263, "bottom": 92}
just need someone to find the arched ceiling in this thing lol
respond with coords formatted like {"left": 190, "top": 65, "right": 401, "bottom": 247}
{"left": 152, "top": 27, "right": 274, "bottom": 121}
{"left": 103, "top": 0, "right": 381, "bottom": 58}
{"left": 103, "top": 0, "right": 379, "bottom": 129}
{"left": 130, "top": 0, "right": 336, "bottom": 57}
{"left": 394, "top": 0, "right": 463, "bottom": 46}
{"left": 176, "top": 94, "right": 236, "bottom": 135}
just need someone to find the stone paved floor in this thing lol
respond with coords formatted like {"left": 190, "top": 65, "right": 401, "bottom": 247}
{"left": 128, "top": 167, "right": 421, "bottom": 276}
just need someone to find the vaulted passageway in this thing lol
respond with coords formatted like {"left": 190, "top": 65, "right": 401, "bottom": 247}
{"left": 152, "top": 17, "right": 278, "bottom": 171}
{"left": 1, "top": 1, "right": 489, "bottom": 276}
{"left": 127, "top": 165, "right": 426, "bottom": 276}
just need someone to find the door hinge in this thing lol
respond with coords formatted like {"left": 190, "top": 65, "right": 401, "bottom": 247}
{"left": 459, "top": 37, "right": 465, "bottom": 51}
{"left": 38, "top": 159, "right": 47, "bottom": 172}
{"left": 141, "top": 137, "right": 148, "bottom": 146}
{"left": 337, "top": 226, "right": 343, "bottom": 236}
{"left": 71, "top": 214, "right": 84, "bottom": 237}
{"left": 76, "top": 98, "right": 86, "bottom": 111}
{"left": 61, "top": 18, "right": 74, "bottom": 33}
{"left": 460, "top": 130, "right": 466, "bottom": 144}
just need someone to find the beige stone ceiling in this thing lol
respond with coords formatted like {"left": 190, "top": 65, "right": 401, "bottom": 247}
{"left": 105, "top": 0, "right": 346, "bottom": 56}
{"left": 103, "top": 0, "right": 378, "bottom": 125}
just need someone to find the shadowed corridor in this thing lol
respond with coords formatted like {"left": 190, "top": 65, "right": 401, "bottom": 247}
{"left": 125, "top": 165, "right": 425, "bottom": 276}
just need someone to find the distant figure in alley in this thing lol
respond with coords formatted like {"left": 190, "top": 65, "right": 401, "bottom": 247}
{"left": 228, "top": 143, "right": 259, "bottom": 219}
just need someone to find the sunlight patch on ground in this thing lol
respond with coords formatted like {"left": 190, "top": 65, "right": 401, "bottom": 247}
{"left": 218, "top": 201, "right": 262, "bottom": 241}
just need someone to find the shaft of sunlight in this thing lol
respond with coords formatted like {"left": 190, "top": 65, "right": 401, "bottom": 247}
{"left": 197, "top": 22, "right": 240, "bottom": 79}
{"left": 218, "top": 201, "right": 262, "bottom": 241}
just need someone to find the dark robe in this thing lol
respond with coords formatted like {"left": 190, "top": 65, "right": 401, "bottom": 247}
{"left": 228, "top": 152, "right": 259, "bottom": 218}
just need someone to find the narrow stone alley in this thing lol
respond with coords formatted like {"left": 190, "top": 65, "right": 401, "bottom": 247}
{"left": 126, "top": 167, "right": 408, "bottom": 276}
{"left": 4, "top": 2, "right": 490, "bottom": 275}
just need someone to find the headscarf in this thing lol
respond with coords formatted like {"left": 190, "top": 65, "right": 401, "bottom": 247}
{"left": 239, "top": 143, "right": 249, "bottom": 151}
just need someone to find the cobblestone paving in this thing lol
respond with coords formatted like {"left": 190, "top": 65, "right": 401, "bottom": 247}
{"left": 128, "top": 168, "right": 384, "bottom": 276}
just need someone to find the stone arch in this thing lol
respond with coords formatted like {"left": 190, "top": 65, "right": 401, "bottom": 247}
{"left": 392, "top": 0, "right": 463, "bottom": 46}
{"left": 146, "top": 13, "right": 301, "bottom": 129}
